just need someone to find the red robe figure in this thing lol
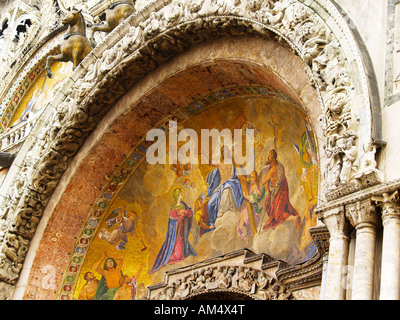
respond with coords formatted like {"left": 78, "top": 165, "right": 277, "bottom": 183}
{"left": 261, "top": 149, "right": 301, "bottom": 230}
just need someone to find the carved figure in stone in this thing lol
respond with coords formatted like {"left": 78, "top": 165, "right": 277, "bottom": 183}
{"left": 185, "top": 0, "right": 203, "bottom": 18}
{"left": 165, "top": 284, "right": 175, "bottom": 300}
{"left": 359, "top": 142, "right": 377, "bottom": 172}
{"left": 191, "top": 268, "right": 206, "bottom": 292}
{"left": 215, "top": 266, "right": 229, "bottom": 288}
{"left": 204, "top": 267, "right": 215, "bottom": 287}
{"left": 45, "top": 9, "right": 93, "bottom": 78}
{"left": 0, "top": 281, "right": 12, "bottom": 300}
{"left": 324, "top": 135, "right": 342, "bottom": 191}
{"left": 163, "top": 1, "right": 185, "bottom": 25}
{"left": 198, "top": 0, "right": 220, "bottom": 15}
{"left": 311, "top": 37, "right": 352, "bottom": 93}
{"left": 339, "top": 134, "right": 358, "bottom": 183}
{"left": 42, "top": 0, "right": 62, "bottom": 31}
{"left": 262, "top": 281, "right": 280, "bottom": 300}
{"left": 237, "top": 267, "right": 251, "bottom": 291}
{"left": 263, "top": 0, "right": 290, "bottom": 28}
{"left": 88, "top": 1, "right": 136, "bottom": 47}
{"left": 4, "top": 234, "right": 29, "bottom": 263}
{"left": 214, "top": 0, "right": 241, "bottom": 15}
{"left": 140, "top": 12, "right": 162, "bottom": 40}
{"left": 302, "top": 27, "right": 328, "bottom": 67}
{"left": 34, "top": 150, "right": 68, "bottom": 195}
{"left": 173, "top": 278, "right": 188, "bottom": 299}
{"left": 12, "top": 208, "right": 40, "bottom": 240}
{"left": 187, "top": 271, "right": 198, "bottom": 293}
{"left": 286, "top": 3, "right": 310, "bottom": 33}
{"left": 246, "top": 0, "right": 265, "bottom": 13}
{"left": 155, "top": 287, "right": 167, "bottom": 300}
{"left": 257, "top": 272, "right": 270, "bottom": 298}
{"left": 0, "top": 253, "right": 21, "bottom": 283}
{"left": 324, "top": 88, "right": 352, "bottom": 136}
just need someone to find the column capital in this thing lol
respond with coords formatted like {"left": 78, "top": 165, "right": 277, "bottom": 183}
{"left": 345, "top": 198, "right": 379, "bottom": 230}
{"left": 372, "top": 190, "right": 400, "bottom": 226}
{"left": 319, "top": 206, "right": 352, "bottom": 238}
{"left": 310, "top": 225, "right": 330, "bottom": 257}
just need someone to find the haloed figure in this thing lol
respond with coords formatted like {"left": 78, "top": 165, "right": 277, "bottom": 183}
{"left": 92, "top": 252, "right": 123, "bottom": 300}
{"left": 150, "top": 187, "right": 197, "bottom": 273}
{"left": 261, "top": 149, "right": 301, "bottom": 230}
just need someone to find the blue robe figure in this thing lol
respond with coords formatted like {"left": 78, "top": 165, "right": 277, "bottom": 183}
{"left": 150, "top": 188, "right": 197, "bottom": 274}
{"left": 205, "top": 166, "right": 244, "bottom": 233}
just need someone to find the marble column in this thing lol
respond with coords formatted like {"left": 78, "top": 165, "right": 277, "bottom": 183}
{"left": 320, "top": 253, "right": 329, "bottom": 300}
{"left": 372, "top": 191, "right": 400, "bottom": 300}
{"left": 319, "top": 206, "right": 352, "bottom": 300}
{"left": 345, "top": 199, "right": 378, "bottom": 300}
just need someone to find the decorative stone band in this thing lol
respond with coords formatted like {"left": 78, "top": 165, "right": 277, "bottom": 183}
{"left": 145, "top": 249, "right": 293, "bottom": 301}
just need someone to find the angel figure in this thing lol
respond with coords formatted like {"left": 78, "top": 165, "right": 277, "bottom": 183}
{"left": 99, "top": 206, "right": 147, "bottom": 251}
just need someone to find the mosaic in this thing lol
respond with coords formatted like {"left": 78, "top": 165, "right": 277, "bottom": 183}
{"left": 0, "top": 33, "right": 64, "bottom": 130}
{"left": 9, "top": 61, "right": 72, "bottom": 127}
{"left": 58, "top": 84, "right": 319, "bottom": 300}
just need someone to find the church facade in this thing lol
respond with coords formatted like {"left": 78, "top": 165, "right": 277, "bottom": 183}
{"left": 0, "top": 0, "right": 397, "bottom": 300}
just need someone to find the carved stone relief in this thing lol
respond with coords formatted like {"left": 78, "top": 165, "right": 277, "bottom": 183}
{"left": 147, "top": 250, "right": 294, "bottom": 300}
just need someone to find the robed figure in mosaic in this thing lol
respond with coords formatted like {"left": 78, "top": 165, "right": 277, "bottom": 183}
{"left": 205, "top": 147, "right": 244, "bottom": 230}
{"left": 261, "top": 149, "right": 301, "bottom": 230}
{"left": 150, "top": 187, "right": 197, "bottom": 273}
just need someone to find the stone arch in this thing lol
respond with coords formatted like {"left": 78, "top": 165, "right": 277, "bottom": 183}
{"left": 22, "top": 39, "right": 320, "bottom": 299}
{"left": 0, "top": 0, "right": 382, "bottom": 298}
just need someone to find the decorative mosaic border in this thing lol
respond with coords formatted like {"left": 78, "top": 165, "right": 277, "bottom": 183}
{"left": 0, "top": 33, "right": 63, "bottom": 130}
{"left": 57, "top": 83, "right": 305, "bottom": 300}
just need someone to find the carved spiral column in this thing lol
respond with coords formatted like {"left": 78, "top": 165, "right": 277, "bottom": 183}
{"left": 372, "top": 191, "right": 400, "bottom": 300}
{"left": 319, "top": 206, "right": 352, "bottom": 300}
{"left": 345, "top": 199, "right": 379, "bottom": 300}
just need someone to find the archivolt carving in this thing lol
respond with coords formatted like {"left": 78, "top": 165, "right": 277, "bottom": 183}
{"left": 150, "top": 265, "right": 292, "bottom": 300}
{"left": 0, "top": 0, "right": 380, "bottom": 298}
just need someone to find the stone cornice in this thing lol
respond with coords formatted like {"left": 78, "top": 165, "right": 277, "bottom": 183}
{"left": 316, "top": 178, "right": 400, "bottom": 214}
